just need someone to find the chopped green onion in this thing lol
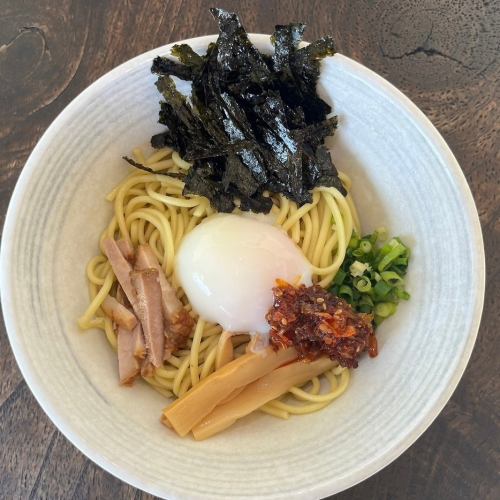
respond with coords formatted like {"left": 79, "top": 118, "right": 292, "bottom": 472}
{"left": 378, "top": 244, "right": 407, "bottom": 271}
{"left": 338, "top": 285, "right": 354, "bottom": 302}
{"left": 373, "top": 280, "right": 392, "bottom": 299}
{"left": 349, "top": 235, "right": 360, "bottom": 249}
{"left": 349, "top": 260, "right": 370, "bottom": 277}
{"left": 331, "top": 230, "right": 411, "bottom": 328}
{"left": 374, "top": 302, "right": 397, "bottom": 318}
{"left": 359, "top": 240, "right": 372, "bottom": 254}
{"left": 355, "top": 276, "right": 372, "bottom": 292}
{"left": 393, "top": 257, "right": 408, "bottom": 266}
{"left": 358, "top": 304, "right": 373, "bottom": 313}
{"left": 334, "top": 269, "right": 347, "bottom": 285}
{"left": 380, "top": 271, "right": 404, "bottom": 284}
{"left": 352, "top": 248, "right": 365, "bottom": 258}
{"left": 395, "top": 289, "right": 411, "bottom": 300}
{"left": 359, "top": 295, "right": 374, "bottom": 307}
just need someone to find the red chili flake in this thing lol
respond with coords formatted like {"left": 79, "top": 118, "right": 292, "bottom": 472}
{"left": 266, "top": 280, "right": 376, "bottom": 368}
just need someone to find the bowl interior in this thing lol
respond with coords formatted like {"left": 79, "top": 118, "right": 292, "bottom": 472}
{"left": 0, "top": 35, "right": 484, "bottom": 499}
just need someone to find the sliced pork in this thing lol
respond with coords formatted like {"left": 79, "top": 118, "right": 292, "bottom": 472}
{"left": 130, "top": 268, "right": 165, "bottom": 367}
{"left": 133, "top": 325, "right": 146, "bottom": 359}
{"left": 102, "top": 238, "right": 137, "bottom": 309}
{"left": 115, "top": 285, "right": 130, "bottom": 309}
{"left": 101, "top": 296, "right": 137, "bottom": 330}
{"left": 117, "top": 238, "right": 135, "bottom": 262}
{"left": 135, "top": 244, "right": 194, "bottom": 356}
{"left": 135, "top": 245, "right": 181, "bottom": 318}
{"left": 117, "top": 323, "right": 143, "bottom": 385}
{"left": 164, "top": 310, "right": 195, "bottom": 359}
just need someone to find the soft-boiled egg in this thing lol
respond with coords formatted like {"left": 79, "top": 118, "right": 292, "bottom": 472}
{"left": 175, "top": 214, "right": 312, "bottom": 335}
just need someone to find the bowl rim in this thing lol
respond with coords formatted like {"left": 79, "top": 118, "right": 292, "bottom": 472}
{"left": 0, "top": 33, "right": 485, "bottom": 499}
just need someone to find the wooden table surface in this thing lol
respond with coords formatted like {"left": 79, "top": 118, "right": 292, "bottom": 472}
{"left": 0, "top": 1, "right": 498, "bottom": 498}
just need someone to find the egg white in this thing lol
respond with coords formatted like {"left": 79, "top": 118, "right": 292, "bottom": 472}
{"left": 175, "top": 214, "right": 312, "bottom": 335}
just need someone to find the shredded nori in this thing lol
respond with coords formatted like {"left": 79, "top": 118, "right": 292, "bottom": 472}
{"left": 138, "top": 7, "right": 345, "bottom": 213}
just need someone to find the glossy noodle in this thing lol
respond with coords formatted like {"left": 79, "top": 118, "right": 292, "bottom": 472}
{"left": 78, "top": 147, "right": 361, "bottom": 421}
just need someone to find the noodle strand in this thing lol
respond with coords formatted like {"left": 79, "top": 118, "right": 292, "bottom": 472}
{"left": 78, "top": 147, "right": 360, "bottom": 421}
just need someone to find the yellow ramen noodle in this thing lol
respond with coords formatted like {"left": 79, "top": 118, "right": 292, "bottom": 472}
{"left": 78, "top": 147, "right": 361, "bottom": 419}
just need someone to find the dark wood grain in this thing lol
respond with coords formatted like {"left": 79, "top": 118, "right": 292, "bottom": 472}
{"left": 0, "top": 1, "right": 498, "bottom": 498}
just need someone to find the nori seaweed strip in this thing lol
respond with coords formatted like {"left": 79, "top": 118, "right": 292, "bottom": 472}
{"left": 156, "top": 76, "right": 216, "bottom": 157}
{"left": 123, "top": 156, "right": 156, "bottom": 173}
{"left": 184, "top": 140, "right": 255, "bottom": 161}
{"left": 140, "top": 8, "right": 344, "bottom": 214}
{"left": 222, "top": 153, "right": 260, "bottom": 196}
{"left": 171, "top": 44, "right": 204, "bottom": 69}
{"left": 151, "top": 130, "right": 180, "bottom": 150}
{"left": 283, "top": 103, "right": 306, "bottom": 130}
{"left": 151, "top": 56, "right": 193, "bottom": 80}
{"left": 271, "top": 25, "right": 335, "bottom": 124}
{"left": 183, "top": 164, "right": 234, "bottom": 212}
{"left": 271, "top": 23, "right": 305, "bottom": 73}
{"left": 252, "top": 95, "right": 303, "bottom": 201}
{"left": 216, "top": 90, "right": 269, "bottom": 184}
{"left": 294, "top": 116, "right": 338, "bottom": 148}
{"left": 289, "top": 37, "right": 336, "bottom": 123}
{"left": 210, "top": 7, "right": 270, "bottom": 83}
{"left": 314, "top": 145, "right": 345, "bottom": 194}
{"left": 191, "top": 93, "right": 228, "bottom": 146}
{"left": 155, "top": 77, "right": 199, "bottom": 132}
{"left": 122, "top": 156, "right": 184, "bottom": 179}
{"left": 237, "top": 191, "right": 273, "bottom": 213}
{"left": 302, "top": 144, "right": 346, "bottom": 195}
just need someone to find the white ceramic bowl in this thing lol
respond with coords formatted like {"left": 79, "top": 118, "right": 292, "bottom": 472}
{"left": 0, "top": 35, "right": 484, "bottom": 499}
